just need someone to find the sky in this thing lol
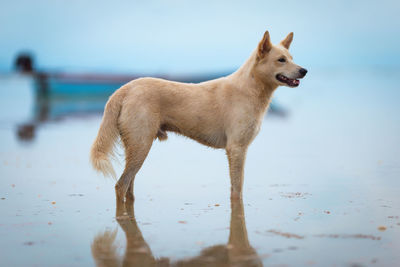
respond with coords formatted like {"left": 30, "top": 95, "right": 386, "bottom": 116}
{"left": 1, "top": 0, "right": 400, "bottom": 74}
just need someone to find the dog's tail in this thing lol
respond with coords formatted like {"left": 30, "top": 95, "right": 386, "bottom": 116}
{"left": 90, "top": 87, "right": 127, "bottom": 179}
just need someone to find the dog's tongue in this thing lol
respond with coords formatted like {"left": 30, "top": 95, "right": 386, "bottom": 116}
{"left": 289, "top": 79, "right": 300, "bottom": 86}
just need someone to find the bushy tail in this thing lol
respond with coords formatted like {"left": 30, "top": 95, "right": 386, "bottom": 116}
{"left": 90, "top": 87, "right": 127, "bottom": 179}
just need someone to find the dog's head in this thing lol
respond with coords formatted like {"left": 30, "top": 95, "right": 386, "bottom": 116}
{"left": 253, "top": 31, "right": 307, "bottom": 88}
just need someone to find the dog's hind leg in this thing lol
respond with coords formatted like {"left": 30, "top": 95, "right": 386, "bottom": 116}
{"left": 115, "top": 109, "right": 158, "bottom": 201}
{"left": 115, "top": 137, "right": 153, "bottom": 201}
{"left": 126, "top": 180, "right": 134, "bottom": 201}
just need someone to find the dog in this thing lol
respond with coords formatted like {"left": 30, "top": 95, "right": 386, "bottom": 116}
{"left": 90, "top": 30, "right": 307, "bottom": 201}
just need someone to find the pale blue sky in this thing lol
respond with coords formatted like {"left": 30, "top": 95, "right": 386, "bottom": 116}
{"left": 1, "top": 0, "right": 399, "bottom": 74}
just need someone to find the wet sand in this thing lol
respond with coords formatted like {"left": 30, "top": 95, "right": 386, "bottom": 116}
{"left": 0, "top": 69, "right": 399, "bottom": 266}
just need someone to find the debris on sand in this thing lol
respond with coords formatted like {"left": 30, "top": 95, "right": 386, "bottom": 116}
{"left": 267, "top": 230, "right": 304, "bottom": 239}
{"left": 314, "top": 234, "right": 381, "bottom": 241}
{"left": 262, "top": 230, "right": 381, "bottom": 241}
{"left": 377, "top": 226, "right": 387, "bottom": 231}
{"left": 68, "top": 194, "right": 84, "bottom": 197}
{"left": 279, "top": 192, "right": 311, "bottom": 199}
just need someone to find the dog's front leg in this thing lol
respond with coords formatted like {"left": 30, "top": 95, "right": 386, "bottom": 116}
{"left": 226, "top": 144, "right": 248, "bottom": 200}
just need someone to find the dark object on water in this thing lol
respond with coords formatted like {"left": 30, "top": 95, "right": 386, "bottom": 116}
{"left": 15, "top": 53, "right": 34, "bottom": 73}
{"left": 17, "top": 124, "right": 36, "bottom": 141}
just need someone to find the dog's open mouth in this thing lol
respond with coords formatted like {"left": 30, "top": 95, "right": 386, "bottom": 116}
{"left": 276, "top": 74, "right": 300, "bottom": 87}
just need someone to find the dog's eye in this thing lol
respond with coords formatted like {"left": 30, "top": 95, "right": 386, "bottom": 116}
{"left": 278, "top": 57, "right": 286, "bottom": 63}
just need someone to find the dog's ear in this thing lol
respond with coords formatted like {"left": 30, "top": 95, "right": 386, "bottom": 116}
{"left": 280, "top": 32, "right": 294, "bottom": 49}
{"left": 258, "top": 30, "right": 272, "bottom": 57}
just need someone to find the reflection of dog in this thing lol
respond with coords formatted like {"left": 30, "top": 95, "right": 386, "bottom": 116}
{"left": 91, "top": 199, "right": 262, "bottom": 266}
{"left": 90, "top": 30, "right": 307, "bottom": 200}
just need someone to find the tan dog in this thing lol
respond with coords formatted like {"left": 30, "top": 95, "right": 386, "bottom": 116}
{"left": 90, "top": 30, "right": 307, "bottom": 201}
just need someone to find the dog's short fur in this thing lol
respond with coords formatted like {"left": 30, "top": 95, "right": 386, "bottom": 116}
{"left": 90, "top": 30, "right": 307, "bottom": 200}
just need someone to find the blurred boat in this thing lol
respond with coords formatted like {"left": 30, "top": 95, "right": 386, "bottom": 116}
{"left": 33, "top": 71, "right": 231, "bottom": 97}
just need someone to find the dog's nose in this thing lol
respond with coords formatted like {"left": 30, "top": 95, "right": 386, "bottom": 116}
{"left": 299, "top": 68, "right": 308, "bottom": 77}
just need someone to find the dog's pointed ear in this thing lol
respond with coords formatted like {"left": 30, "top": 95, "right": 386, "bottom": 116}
{"left": 280, "top": 32, "right": 294, "bottom": 49}
{"left": 258, "top": 30, "right": 272, "bottom": 57}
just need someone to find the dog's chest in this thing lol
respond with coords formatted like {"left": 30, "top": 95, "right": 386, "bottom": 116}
{"left": 247, "top": 116, "right": 263, "bottom": 141}
{"left": 230, "top": 112, "right": 264, "bottom": 145}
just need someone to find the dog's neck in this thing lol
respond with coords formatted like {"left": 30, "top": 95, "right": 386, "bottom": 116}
{"left": 230, "top": 50, "right": 278, "bottom": 102}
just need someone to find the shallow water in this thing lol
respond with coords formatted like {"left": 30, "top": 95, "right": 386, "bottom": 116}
{"left": 0, "top": 69, "right": 399, "bottom": 266}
